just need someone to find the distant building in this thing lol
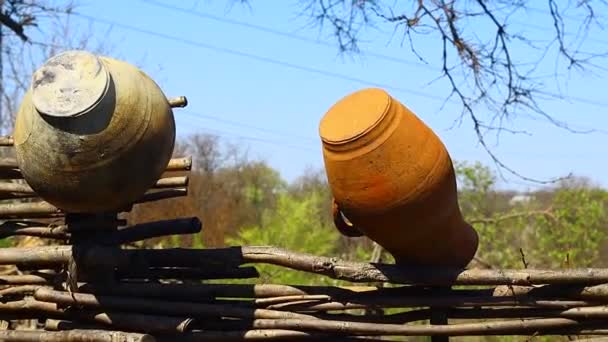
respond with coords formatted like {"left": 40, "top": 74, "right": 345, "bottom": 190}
{"left": 509, "top": 194, "right": 534, "bottom": 206}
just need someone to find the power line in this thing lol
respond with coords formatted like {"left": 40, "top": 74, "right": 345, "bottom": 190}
{"left": 72, "top": 12, "right": 608, "bottom": 109}
{"left": 72, "top": 12, "right": 449, "bottom": 103}
{"left": 144, "top": 0, "right": 608, "bottom": 51}
{"left": 526, "top": 4, "right": 603, "bottom": 23}
{"left": 177, "top": 113, "right": 589, "bottom": 160}
{"left": 177, "top": 111, "right": 319, "bottom": 152}
{"left": 181, "top": 110, "right": 318, "bottom": 143}
{"left": 140, "top": 0, "right": 436, "bottom": 71}
{"left": 138, "top": 1, "right": 608, "bottom": 108}
{"left": 510, "top": 20, "right": 608, "bottom": 46}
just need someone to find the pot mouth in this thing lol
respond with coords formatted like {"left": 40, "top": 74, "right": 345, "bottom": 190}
{"left": 319, "top": 88, "right": 391, "bottom": 145}
{"left": 31, "top": 50, "right": 110, "bottom": 118}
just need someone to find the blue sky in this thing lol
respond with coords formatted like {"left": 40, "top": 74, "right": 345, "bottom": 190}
{"left": 59, "top": 0, "right": 607, "bottom": 190}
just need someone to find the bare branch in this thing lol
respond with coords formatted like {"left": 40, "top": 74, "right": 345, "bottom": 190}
{"left": 294, "top": 0, "right": 608, "bottom": 183}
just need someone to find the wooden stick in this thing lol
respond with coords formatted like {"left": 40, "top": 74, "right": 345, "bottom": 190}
{"left": 0, "top": 201, "right": 62, "bottom": 219}
{"left": 0, "top": 221, "right": 70, "bottom": 240}
{"left": 0, "top": 188, "right": 187, "bottom": 204}
{"left": 445, "top": 306, "right": 608, "bottom": 320}
{"left": 154, "top": 330, "right": 369, "bottom": 341}
{"left": 0, "top": 217, "right": 201, "bottom": 243}
{"left": 155, "top": 329, "right": 608, "bottom": 341}
{"left": 578, "top": 284, "right": 608, "bottom": 299}
{"left": 154, "top": 176, "right": 189, "bottom": 189}
{"left": 0, "top": 274, "right": 55, "bottom": 285}
{"left": 0, "top": 298, "right": 194, "bottom": 334}
{"left": 318, "top": 310, "right": 432, "bottom": 324}
{"left": 0, "top": 168, "right": 21, "bottom": 180}
{"left": 34, "top": 288, "right": 318, "bottom": 321}
{"left": 0, "top": 285, "right": 44, "bottom": 297}
{"left": 0, "top": 136, "right": 13, "bottom": 147}
{"left": 78, "top": 283, "right": 367, "bottom": 300}
{"left": 100, "top": 217, "right": 201, "bottom": 245}
{"left": 116, "top": 266, "right": 259, "bottom": 280}
{"left": 266, "top": 297, "right": 596, "bottom": 311}
{"left": 255, "top": 295, "right": 331, "bottom": 307}
{"left": 0, "top": 298, "right": 63, "bottom": 315}
{"left": 44, "top": 319, "right": 105, "bottom": 331}
{"left": 0, "top": 246, "right": 234, "bottom": 269}
{"left": 64, "top": 217, "right": 128, "bottom": 231}
{"left": 7, "top": 245, "right": 608, "bottom": 286}
{"left": 168, "top": 96, "right": 188, "bottom": 108}
{"left": 0, "top": 189, "right": 186, "bottom": 218}
{"left": 235, "top": 246, "right": 608, "bottom": 286}
{"left": 0, "top": 245, "right": 70, "bottom": 267}
{"left": 166, "top": 157, "right": 192, "bottom": 171}
{"left": 90, "top": 248, "right": 244, "bottom": 269}
{"left": 135, "top": 188, "right": 188, "bottom": 204}
{"left": 71, "top": 311, "right": 195, "bottom": 334}
{"left": 0, "top": 329, "right": 153, "bottom": 341}
{"left": 0, "top": 158, "right": 17, "bottom": 169}
{"left": 0, "top": 182, "right": 33, "bottom": 193}
{"left": 7, "top": 245, "right": 608, "bottom": 288}
{"left": 45, "top": 316, "right": 192, "bottom": 335}
{"left": 0, "top": 177, "right": 188, "bottom": 196}
{"left": 236, "top": 318, "right": 588, "bottom": 336}
{"left": 0, "top": 158, "right": 191, "bottom": 181}
{"left": 0, "top": 192, "right": 37, "bottom": 200}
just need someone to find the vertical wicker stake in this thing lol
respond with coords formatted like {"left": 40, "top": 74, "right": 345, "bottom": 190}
{"left": 430, "top": 286, "right": 451, "bottom": 342}
{"left": 65, "top": 212, "right": 120, "bottom": 292}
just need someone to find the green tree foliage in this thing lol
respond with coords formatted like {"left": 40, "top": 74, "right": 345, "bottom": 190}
{"left": 456, "top": 161, "right": 608, "bottom": 269}
{"left": 227, "top": 190, "right": 340, "bottom": 285}
{"left": 531, "top": 184, "right": 607, "bottom": 268}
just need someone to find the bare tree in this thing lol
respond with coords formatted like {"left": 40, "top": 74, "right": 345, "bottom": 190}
{"left": 287, "top": 0, "right": 607, "bottom": 182}
{"left": 0, "top": 0, "right": 111, "bottom": 133}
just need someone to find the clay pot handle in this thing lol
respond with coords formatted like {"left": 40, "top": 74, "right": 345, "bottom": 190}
{"left": 332, "top": 198, "right": 364, "bottom": 237}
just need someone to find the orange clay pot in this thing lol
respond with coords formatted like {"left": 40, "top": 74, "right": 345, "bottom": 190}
{"left": 319, "top": 88, "right": 478, "bottom": 268}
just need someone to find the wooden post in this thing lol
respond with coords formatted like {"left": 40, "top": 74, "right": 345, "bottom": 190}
{"left": 65, "top": 212, "right": 120, "bottom": 292}
{"left": 431, "top": 286, "right": 451, "bottom": 342}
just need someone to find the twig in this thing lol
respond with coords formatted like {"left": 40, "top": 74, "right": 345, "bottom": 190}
{"left": 446, "top": 306, "right": 608, "bottom": 320}
{"left": 255, "top": 295, "right": 331, "bottom": 307}
{"left": 520, "top": 248, "right": 529, "bottom": 269}
{"left": 270, "top": 298, "right": 594, "bottom": 311}
{"left": 155, "top": 330, "right": 363, "bottom": 341}
{"left": 232, "top": 317, "right": 589, "bottom": 336}
{"left": 0, "top": 329, "right": 153, "bottom": 342}
{"left": 469, "top": 209, "right": 555, "bottom": 225}
{"left": 34, "top": 288, "right": 319, "bottom": 321}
